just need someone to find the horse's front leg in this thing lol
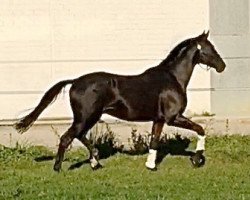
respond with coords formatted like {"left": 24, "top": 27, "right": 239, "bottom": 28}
{"left": 145, "top": 121, "right": 164, "bottom": 170}
{"left": 168, "top": 114, "right": 206, "bottom": 167}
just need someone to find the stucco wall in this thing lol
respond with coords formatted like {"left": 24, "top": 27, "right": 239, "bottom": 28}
{"left": 1, "top": 0, "right": 210, "bottom": 120}
{"left": 209, "top": 0, "right": 250, "bottom": 117}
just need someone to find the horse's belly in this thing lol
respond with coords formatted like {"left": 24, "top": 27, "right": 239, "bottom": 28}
{"left": 106, "top": 111, "right": 153, "bottom": 122}
{"left": 104, "top": 100, "right": 156, "bottom": 121}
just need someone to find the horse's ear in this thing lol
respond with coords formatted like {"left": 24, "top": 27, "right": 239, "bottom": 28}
{"left": 204, "top": 30, "right": 209, "bottom": 39}
{"left": 198, "top": 30, "right": 209, "bottom": 40}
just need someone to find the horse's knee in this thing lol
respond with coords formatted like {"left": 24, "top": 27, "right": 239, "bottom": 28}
{"left": 194, "top": 125, "right": 205, "bottom": 136}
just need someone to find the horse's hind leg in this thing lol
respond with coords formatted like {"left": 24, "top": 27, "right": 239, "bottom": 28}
{"left": 54, "top": 112, "right": 102, "bottom": 172}
{"left": 54, "top": 122, "right": 83, "bottom": 172}
{"left": 76, "top": 111, "right": 103, "bottom": 170}
{"left": 80, "top": 136, "right": 102, "bottom": 170}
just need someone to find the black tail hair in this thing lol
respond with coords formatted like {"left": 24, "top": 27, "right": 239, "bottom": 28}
{"left": 14, "top": 79, "right": 74, "bottom": 134}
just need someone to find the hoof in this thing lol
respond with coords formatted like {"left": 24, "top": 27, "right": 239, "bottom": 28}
{"left": 91, "top": 163, "right": 103, "bottom": 171}
{"left": 190, "top": 153, "right": 206, "bottom": 168}
{"left": 53, "top": 165, "right": 61, "bottom": 172}
{"left": 146, "top": 166, "right": 157, "bottom": 171}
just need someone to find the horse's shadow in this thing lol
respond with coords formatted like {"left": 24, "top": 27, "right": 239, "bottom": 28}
{"left": 34, "top": 134, "right": 195, "bottom": 170}
{"left": 156, "top": 135, "right": 194, "bottom": 164}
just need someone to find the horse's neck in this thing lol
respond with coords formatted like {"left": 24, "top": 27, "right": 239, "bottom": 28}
{"left": 169, "top": 47, "right": 197, "bottom": 91}
{"left": 170, "top": 60, "right": 194, "bottom": 91}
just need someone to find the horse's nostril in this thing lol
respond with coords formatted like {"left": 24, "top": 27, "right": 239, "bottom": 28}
{"left": 216, "top": 66, "right": 225, "bottom": 73}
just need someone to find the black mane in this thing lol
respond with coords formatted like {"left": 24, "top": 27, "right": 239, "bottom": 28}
{"left": 158, "top": 38, "right": 194, "bottom": 67}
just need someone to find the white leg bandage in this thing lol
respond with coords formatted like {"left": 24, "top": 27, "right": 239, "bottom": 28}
{"left": 196, "top": 135, "right": 206, "bottom": 151}
{"left": 145, "top": 149, "right": 157, "bottom": 169}
{"left": 90, "top": 157, "right": 99, "bottom": 168}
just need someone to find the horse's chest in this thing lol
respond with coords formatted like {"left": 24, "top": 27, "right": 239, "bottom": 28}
{"left": 159, "top": 89, "right": 187, "bottom": 115}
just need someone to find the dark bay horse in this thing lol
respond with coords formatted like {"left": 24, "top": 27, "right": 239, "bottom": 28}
{"left": 15, "top": 31, "right": 226, "bottom": 171}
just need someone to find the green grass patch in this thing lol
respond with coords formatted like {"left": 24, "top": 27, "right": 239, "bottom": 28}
{"left": 0, "top": 136, "right": 250, "bottom": 200}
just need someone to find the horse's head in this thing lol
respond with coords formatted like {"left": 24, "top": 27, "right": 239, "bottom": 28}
{"left": 195, "top": 31, "right": 226, "bottom": 73}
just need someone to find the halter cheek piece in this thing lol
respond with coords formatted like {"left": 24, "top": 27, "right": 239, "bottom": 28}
{"left": 197, "top": 43, "right": 211, "bottom": 71}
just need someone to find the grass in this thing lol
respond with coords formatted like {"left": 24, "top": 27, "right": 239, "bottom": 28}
{"left": 0, "top": 136, "right": 250, "bottom": 200}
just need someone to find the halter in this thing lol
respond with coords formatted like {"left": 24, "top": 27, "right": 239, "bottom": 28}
{"left": 198, "top": 64, "right": 211, "bottom": 71}
{"left": 196, "top": 43, "right": 211, "bottom": 71}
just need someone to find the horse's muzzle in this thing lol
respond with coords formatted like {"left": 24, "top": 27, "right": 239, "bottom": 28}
{"left": 216, "top": 62, "right": 226, "bottom": 73}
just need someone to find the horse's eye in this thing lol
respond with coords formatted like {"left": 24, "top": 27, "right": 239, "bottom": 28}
{"left": 202, "top": 52, "right": 208, "bottom": 56}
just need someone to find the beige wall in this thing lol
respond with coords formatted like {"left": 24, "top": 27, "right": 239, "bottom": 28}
{"left": 0, "top": 0, "right": 210, "bottom": 120}
{"left": 209, "top": 0, "right": 250, "bottom": 117}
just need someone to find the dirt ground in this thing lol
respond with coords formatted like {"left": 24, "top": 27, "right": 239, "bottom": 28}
{"left": 1, "top": 117, "right": 250, "bottom": 149}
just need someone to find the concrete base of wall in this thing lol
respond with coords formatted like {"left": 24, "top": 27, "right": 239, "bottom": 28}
{"left": 1, "top": 117, "right": 250, "bottom": 149}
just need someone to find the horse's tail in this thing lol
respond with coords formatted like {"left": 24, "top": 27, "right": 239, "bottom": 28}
{"left": 15, "top": 79, "right": 74, "bottom": 134}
